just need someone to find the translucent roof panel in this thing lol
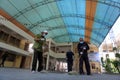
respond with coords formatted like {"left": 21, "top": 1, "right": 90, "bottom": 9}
{"left": 0, "top": 0, "right": 120, "bottom": 47}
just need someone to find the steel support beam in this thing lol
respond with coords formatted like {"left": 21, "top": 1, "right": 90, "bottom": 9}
{"left": 11, "top": 0, "right": 120, "bottom": 19}
{"left": 28, "top": 14, "right": 112, "bottom": 29}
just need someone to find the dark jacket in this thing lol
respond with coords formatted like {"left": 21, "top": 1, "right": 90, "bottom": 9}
{"left": 66, "top": 51, "right": 74, "bottom": 61}
{"left": 1, "top": 53, "right": 8, "bottom": 60}
{"left": 77, "top": 42, "right": 89, "bottom": 56}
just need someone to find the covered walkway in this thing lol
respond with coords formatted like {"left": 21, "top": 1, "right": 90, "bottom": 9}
{"left": 0, "top": 68, "right": 119, "bottom": 80}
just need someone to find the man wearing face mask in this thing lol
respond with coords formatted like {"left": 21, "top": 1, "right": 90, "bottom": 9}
{"left": 31, "top": 30, "right": 48, "bottom": 73}
{"left": 77, "top": 38, "right": 91, "bottom": 75}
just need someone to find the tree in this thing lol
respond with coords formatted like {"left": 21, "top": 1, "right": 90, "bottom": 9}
{"left": 112, "top": 53, "right": 120, "bottom": 73}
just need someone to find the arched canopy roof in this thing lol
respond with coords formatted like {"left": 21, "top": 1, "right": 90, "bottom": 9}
{"left": 0, "top": 0, "right": 120, "bottom": 47}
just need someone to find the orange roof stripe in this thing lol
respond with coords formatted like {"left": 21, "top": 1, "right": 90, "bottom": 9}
{"left": 85, "top": 0, "right": 97, "bottom": 42}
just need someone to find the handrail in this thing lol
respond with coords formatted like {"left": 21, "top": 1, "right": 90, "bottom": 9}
{"left": 45, "top": 49, "right": 66, "bottom": 58}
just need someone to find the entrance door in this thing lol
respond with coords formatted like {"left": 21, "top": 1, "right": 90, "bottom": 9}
{"left": 20, "top": 56, "right": 26, "bottom": 68}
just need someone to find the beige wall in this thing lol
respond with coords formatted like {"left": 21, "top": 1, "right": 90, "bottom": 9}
{"left": 24, "top": 55, "right": 32, "bottom": 69}
{"left": 13, "top": 55, "right": 22, "bottom": 68}
{"left": 4, "top": 61, "right": 14, "bottom": 67}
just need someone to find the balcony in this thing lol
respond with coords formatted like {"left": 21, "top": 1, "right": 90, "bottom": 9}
{"left": 0, "top": 42, "right": 30, "bottom": 55}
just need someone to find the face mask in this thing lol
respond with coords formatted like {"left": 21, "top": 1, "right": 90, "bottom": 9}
{"left": 80, "top": 41, "right": 83, "bottom": 43}
{"left": 42, "top": 33, "right": 46, "bottom": 36}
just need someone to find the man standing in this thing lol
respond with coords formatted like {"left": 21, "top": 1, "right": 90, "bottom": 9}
{"left": 66, "top": 49, "right": 74, "bottom": 72}
{"left": 77, "top": 38, "right": 91, "bottom": 75}
{"left": 31, "top": 30, "right": 48, "bottom": 73}
{"left": 0, "top": 53, "right": 8, "bottom": 67}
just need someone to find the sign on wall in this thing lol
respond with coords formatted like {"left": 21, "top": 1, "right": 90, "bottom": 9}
{"left": 88, "top": 52, "right": 100, "bottom": 62}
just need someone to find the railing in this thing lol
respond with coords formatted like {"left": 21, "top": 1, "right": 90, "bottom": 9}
{"left": 0, "top": 42, "right": 31, "bottom": 55}
{"left": 45, "top": 49, "right": 66, "bottom": 58}
{"left": 0, "top": 39, "right": 29, "bottom": 52}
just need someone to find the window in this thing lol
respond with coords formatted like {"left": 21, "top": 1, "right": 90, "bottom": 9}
{"left": 2, "top": 32, "right": 9, "bottom": 41}
{"left": 9, "top": 36, "right": 20, "bottom": 47}
{"left": 9, "top": 36, "right": 16, "bottom": 44}
{"left": 0, "top": 31, "right": 9, "bottom": 41}
{"left": 91, "top": 63, "right": 96, "bottom": 69}
{"left": 0, "top": 50, "right": 3, "bottom": 57}
{"left": 15, "top": 39, "right": 20, "bottom": 47}
{"left": 24, "top": 42, "right": 29, "bottom": 51}
{"left": 6, "top": 52, "right": 16, "bottom": 62}
{"left": 0, "top": 31, "right": 4, "bottom": 39}
{"left": 106, "top": 54, "right": 109, "bottom": 58}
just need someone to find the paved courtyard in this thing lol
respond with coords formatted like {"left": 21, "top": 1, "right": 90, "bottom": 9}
{"left": 0, "top": 68, "right": 120, "bottom": 80}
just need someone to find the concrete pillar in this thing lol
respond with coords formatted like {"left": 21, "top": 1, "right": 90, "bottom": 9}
{"left": 46, "top": 41, "right": 51, "bottom": 70}
{"left": 72, "top": 42, "right": 79, "bottom": 72}
{"left": 13, "top": 55, "right": 22, "bottom": 68}
{"left": 19, "top": 40, "right": 26, "bottom": 49}
{"left": 24, "top": 55, "right": 32, "bottom": 69}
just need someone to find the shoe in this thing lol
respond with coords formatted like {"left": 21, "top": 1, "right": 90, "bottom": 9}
{"left": 37, "top": 70, "right": 42, "bottom": 72}
{"left": 40, "top": 70, "right": 48, "bottom": 73}
{"left": 87, "top": 73, "right": 91, "bottom": 75}
{"left": 31, "top": 70, "right": 35, "bottom": 73}
{"left": 79, "top": 73, "right": 85, "bottom": 75}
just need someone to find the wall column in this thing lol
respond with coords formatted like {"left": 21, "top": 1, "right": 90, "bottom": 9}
{"left": 72, "top": 42, "right": 79, "bottom": 72}
{"left": 13, "top": 55, "right": 22, "bottom": 68}
{"left": 46, "top": 41, "right": 51, "bottom": 70}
